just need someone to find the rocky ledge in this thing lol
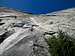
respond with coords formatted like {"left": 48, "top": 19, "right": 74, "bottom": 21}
{"left": 0, "top": 7, "right": 75, "bottom": 56}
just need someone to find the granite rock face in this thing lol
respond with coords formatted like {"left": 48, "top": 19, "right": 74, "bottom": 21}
{"left": 0, "top": 7, "right": 75, "bottom": 56}
{"left": 33, "top": 8, "right": 75, "bottom": 37}
{"left": 0, "top": 7, "right": 50, "bottom": 56}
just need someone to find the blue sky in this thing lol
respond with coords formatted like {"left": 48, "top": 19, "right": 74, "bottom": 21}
{"left": 0, "top": 0, "right": 75, "bottom": 14}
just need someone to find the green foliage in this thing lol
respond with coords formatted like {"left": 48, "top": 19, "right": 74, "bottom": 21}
{"left": 46, "top": 30, "right": 75, "bottom": 56}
